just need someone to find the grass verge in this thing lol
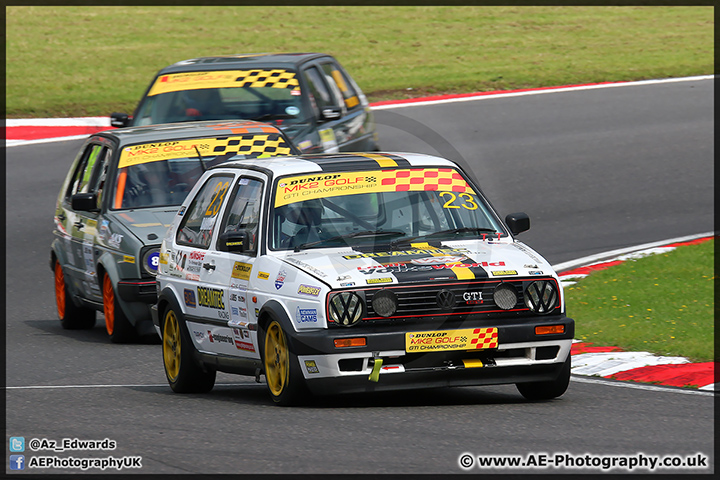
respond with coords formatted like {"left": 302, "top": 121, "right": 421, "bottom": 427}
{"left": 6, "top": 5, "right": 714, "bottom": 117}
{"left": 565, "top": 239, "right": 714, "bottom": 363}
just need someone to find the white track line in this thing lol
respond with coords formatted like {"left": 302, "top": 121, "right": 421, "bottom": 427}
{"left": 570, "top": 376, "right": 715, "bottom": 397}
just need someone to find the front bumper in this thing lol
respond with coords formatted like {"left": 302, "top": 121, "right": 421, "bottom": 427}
{"left": 289, "top": 315, "right": 574, "bottom": 395}
{"left": 117, "top": 280, "right": 157, "bottom": 304}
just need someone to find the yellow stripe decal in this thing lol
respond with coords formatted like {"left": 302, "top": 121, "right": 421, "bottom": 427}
{"left": 353, "top": 153, "right": 398, "bottom": 167}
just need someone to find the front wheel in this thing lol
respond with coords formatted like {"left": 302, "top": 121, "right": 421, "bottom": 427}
{"left": 102, "top": 273, "right": 136, "bottom": 343}
{"left": 516, "top": 356, "right": 571, "bottom": 401}
{"left": 54, "top": 260, "right": 95, "bottom": 329}
{"left": 262, "top": 319, "right": 307, "bottom": 406}
{"left": 162, "top": 306, "right": 215, "bottom": 393}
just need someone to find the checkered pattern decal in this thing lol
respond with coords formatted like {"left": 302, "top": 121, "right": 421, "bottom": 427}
{"left": 119, "top": 135, "right": 292, "bottom": 168}
{"left": 469, "top": 328, "right": 499, "bottom": 349}
{"left": 148, "top": 70, "right": 299, "bottom": 96}
{"left": 275, "top": 168, "right": 476, "bottom": 207}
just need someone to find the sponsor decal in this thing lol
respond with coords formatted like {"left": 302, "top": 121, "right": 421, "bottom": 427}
{"left": 411, "top": 256, "right": 467, "bottom": 265}
{"left": 257, "top": 271, "right": 270, "bottom": 280}
{"left": 108, "top": 233, "right": 123, "bottom": 249}
{"left": 275, "top": 169, "right": 475, "bottom": 207}
{"left": 254, "top": 308, "right": 259, "bottom": 318}
{"left": 367, "top": 277, "right": 393, "bottom": 284}
{"left": 297, "top": 284, "right": 321, "bottom": 297}
{"left": 159, "top": 252, "right": 169, "bottom": 265}
{"left": 304, "top": 360, "right": 320, "bottom": 374}
{"left": 207, "top": 331, "right": 234, "bottom": 345}
{"left": 232, "top": 328, "right": 255, "bottom": 352}
{"left": 491, "top": 270, "right": 518, "bottom": 276}
{"left": 275, "top": 269, "right": 287, "bottom": 290}
{"left": 296, "top": 307, "right": 318, "bottom": 323}
{"left": 343, "top": 247, "right": 469, "bottom": 260}
{"left": 189, "top": 251, "right": 205, "bottom": 261}
{"left": 529, "top": 270, "right": 544, "bottom": 275}
{"left": 98, "top": 220, "right": 110, "bottom": 241}
{"left": 284, "top": 257, "right": 327, "bottom": 278}
{"left": 297, "top": 140, "right": 313, "bottom": 151}
{"left": 193, "top": 330, "right": 204, "bottom": 340}
{"left": 406, "top": 328, "right": 498, "bottom": 352}
{"left": 197, "top": 286, "right": 225, "bottom": 309}
{"left": 232, "top": 262, "right": 252, "bottom": 280}
{"left": 185, "top": 273, "right": 200, "bottom": 281}
{"left": 178, "top": 206, "right": 186, "bottom": 216}
{"left": 462, "top": 291, "right": 483, "bottom": 305}
{"left": 123, "top": 255, "right": 135, "bottom": 264}
{"left": 184, "top": 289, "right": 197, "bottom": 308}
{"left": 200, "top": 217, "right": 215, "bottom": 231}
{"left": 340, "top": 282, "right": 355, "bottom": 287}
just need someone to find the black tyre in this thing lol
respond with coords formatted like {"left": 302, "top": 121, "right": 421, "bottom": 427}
{"left": 516, "top": 355, "right": 571, "bottom": 401}
{"left": 102, "top": 273, "right": 136, "bottom": 344}
{"left": 261, "top": 319, "right": 308, "bottom": 406}
{"left": 162, "top": 306, "right": 216, "bottom": 393}
{"left": 54, "top": 260, "right": 95, "bottom": 329}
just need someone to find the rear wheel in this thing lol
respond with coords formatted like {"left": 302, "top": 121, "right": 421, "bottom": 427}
{"left": 102, "top": 273, "right": 136, "bottom": 343}
{"left": 516, "top": 356, "right": 571, "bottom": 401}
{"left": 162, "top": 306, "right": 215, "bottom": 393}
{"left": 262, "top": 319, "right": 307, "bottom": 406}
{"left": 54, "top": 260, "right": 95, "bottom": 329}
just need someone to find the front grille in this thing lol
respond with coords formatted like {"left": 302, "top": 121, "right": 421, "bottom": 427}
{"left": 365, "top": 280, "right": 526, "bottom": 319}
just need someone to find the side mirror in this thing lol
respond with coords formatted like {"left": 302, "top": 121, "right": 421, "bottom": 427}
{"left": 71, "top": 193, "right": 99, "bottom": 212}
{"left": 218, "top": 231, "right": 250, "bottom": 253}
{"left": 505, "top": 212, "right": 530, "bottom": 235}
{"left": 321, "top": 107, "right": 342, "bottom": 121}
{"left": 110, "top": 112, "right": 131, "bottom": 128}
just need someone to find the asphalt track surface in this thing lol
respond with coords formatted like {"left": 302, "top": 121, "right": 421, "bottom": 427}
{"left": 4, "top": 78, "right": 714, "bottom": 474}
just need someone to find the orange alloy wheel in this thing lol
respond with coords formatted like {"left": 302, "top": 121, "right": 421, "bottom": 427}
{"left": 54, "top": 261, "right": 66, "bottom": 319}
{"left": 103, "top": 274, "right": 116, "bottom": 335}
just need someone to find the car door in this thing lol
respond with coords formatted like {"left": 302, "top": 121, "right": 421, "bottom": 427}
{"left": 300, "top": 65, "right": 345, "bottom": 153}
{"left": 200, "top": 173, "right": 267, "bottom": 359}
{"left": 318, "top": 60, "right": 376, "bottom": 151}
{"left": 63, "top": 141, "right": 113, "bottom": 300}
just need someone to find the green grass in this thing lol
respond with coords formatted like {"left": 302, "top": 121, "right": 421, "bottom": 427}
{"left": 5, "top": 5, "right": 714, "bottom": 118}
{"left": 565, "top": 239, "right": 715, "bottom": 363}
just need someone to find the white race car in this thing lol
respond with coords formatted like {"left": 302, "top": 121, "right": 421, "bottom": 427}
{"left": 152, "top": 152, "right": 574, "bottom": 405}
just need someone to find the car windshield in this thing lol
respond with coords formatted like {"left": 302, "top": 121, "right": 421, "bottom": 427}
{"left": 269, "top": 168, "right": 507, "bottom": 251}
{"left": 112, "top": 134, "right": 294, "bottom": 210}
{"left": 133, "top": 69, "right": 307, "bottom": 127}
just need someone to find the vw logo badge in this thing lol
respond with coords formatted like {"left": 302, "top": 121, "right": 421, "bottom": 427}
{"left": 436, "top": 289, "right": 456, "bottom": 310}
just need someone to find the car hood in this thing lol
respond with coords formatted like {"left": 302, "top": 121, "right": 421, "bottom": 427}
{"left": 109, "top": 208, "right": 178, "bottom": 245}
{"left": 277, "top": 239, "right": 556, "bottom": 289}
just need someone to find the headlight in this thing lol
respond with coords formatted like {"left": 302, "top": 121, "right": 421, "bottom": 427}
{"left": 141, "top": 247, "right": 161, "bottom": 277}
{"left": 525, "top": 280, "right": 558, "bottom": 314}
{"left": 328, "top": 292, "right": 364, "bottom": 326}
{"left": 493, "top": 283, "right": 518, "bottom": 310}
{"left": 371, "top": 289, "right": 398, "bottom": 317}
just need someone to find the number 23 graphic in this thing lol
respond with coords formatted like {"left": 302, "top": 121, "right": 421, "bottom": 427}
{"left": 439, "top": 192, "right": 478, "bottom": 210}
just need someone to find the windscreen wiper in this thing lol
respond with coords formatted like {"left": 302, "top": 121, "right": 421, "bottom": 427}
{"left": 294, "top": 230, "right": 406, "bottom": 252}
{"left": 392, "top": 227, "right": 499, "bottom": 247}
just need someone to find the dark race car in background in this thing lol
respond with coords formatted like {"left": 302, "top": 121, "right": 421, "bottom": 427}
{"left": 111, "top": 53, "right": 379, "bottom": 154}
{"left": 51, "top": 120, "right": 299, "bottom": 343}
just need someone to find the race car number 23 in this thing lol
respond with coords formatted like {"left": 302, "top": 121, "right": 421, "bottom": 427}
{"left": 205, "top": 181, "right": 230, "bottom": 217}
{"left": 440, "top": 192, "right": 478, "bottom": 210}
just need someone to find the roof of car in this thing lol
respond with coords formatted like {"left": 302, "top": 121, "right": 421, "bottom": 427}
{"left": 96, "top": 120, "right": 288, "bottom": 147}
{"left": 212, "top": 152, "right": 461, "bottom": 177}
{"left": 157, "top": 53, "right": 331, "bottom": 74}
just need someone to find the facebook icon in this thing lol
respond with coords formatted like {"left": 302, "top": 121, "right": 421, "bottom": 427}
{"left": 9, "top": 455, "right": 25, "bottom": 470}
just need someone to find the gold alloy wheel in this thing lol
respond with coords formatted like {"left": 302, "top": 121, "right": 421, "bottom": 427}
{"left": 163, "top": 310, "right": 181, "bottom": 382}
{"left": 264, "top": 320, "right": 289, "bottom": 396}
{"left": 54, "top": 261, "right": 66, "bottom": 319}
{"left": 102, "top": 274, "right": 115, "bottom": 335}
